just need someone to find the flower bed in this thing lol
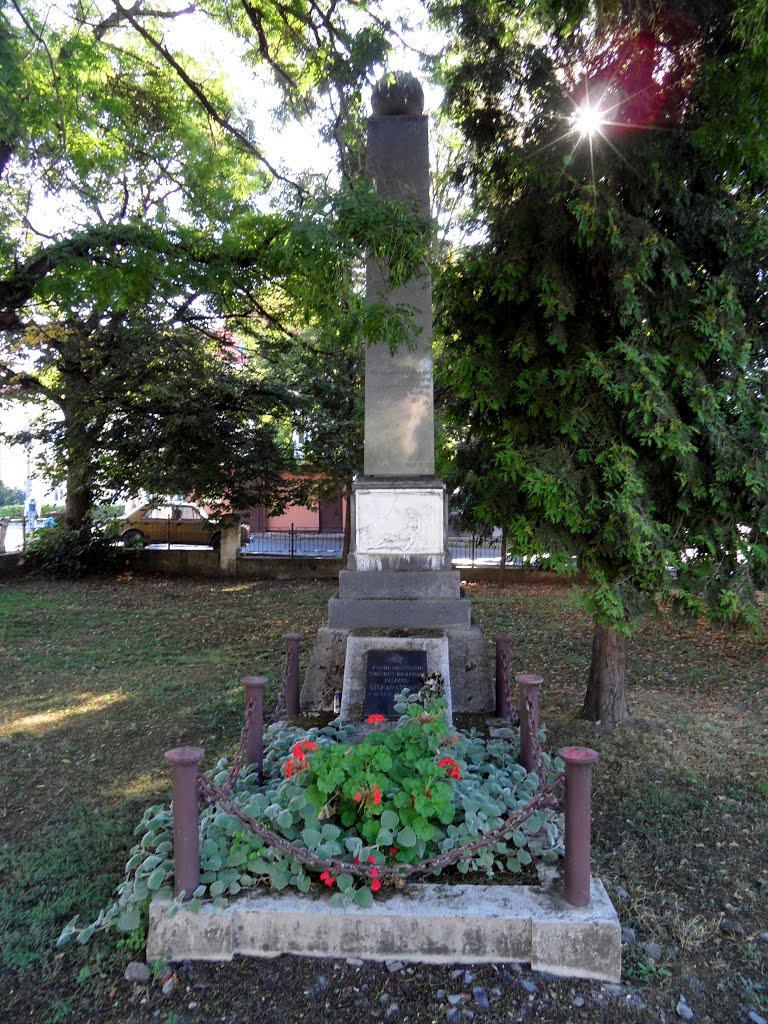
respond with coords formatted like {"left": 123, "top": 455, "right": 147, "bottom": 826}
{"left": 59, "top": 685, "right": 564, "bottom": 945}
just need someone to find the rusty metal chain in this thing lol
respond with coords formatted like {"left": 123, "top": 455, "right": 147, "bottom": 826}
{"left": 268, "top": 694, "right": 285, "bottom": 725}
{"left": 496, "top": 643, "right": 519, "bottom": 727}
{"left": 525, "top": 694, "right": 541, "bottom": 773}
{"left": 220, "top": 697, "right": 257, "bottom": 794}
{"left": 503, "top": 670, "right": 519, "bottom": 727}
{"left": 197, "top": 771, "right": 564, "bottom": 882}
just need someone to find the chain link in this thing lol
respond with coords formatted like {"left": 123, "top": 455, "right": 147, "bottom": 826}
{"left": 496, "top": 645, "right": 519, "bottom": 727}
{"left": 197, "top": 771, "right": 563, "bottom": 882}
{"left": 525, "top": 695, "right": 541, "bottom": 774}
{"left": 503, "top": 668, "right": 519, "bottom": 727}
{"left": 219, "top": 696, "right": 258, "bottom": 794}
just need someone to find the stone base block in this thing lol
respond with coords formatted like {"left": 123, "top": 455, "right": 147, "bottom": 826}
{"left": 328, "top": 597, "right": 471, "bottom": 629}
{"left": 338, "top": 568, "right": 461, "bottom": 600}
{"left": 301, "top": 625, "right": 492, "bottom": 714}
{"left": 147, "top": 879, "right": 621, "bottom": 982}
{"left": 340, "top": 635, "right": 452, "bottom": 721}
{"left": 301, "top": 626, "right": 349, "bottom": 711}
{"left": 447, "top": 626, "right": 493, "bottom": 713}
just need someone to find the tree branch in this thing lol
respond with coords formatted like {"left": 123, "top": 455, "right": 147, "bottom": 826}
{"left": 240, "top": 1, "right": 297, "bottom": 90}
{"left": 0, "top": 363, "right": 60, "bottom": 405}
{"left": 0, "top": 225, "right": 155, "bottom": 331}
{"left": 93, "top": 2, "right": 196, "bottom": 40}
{"left": 111, "top": 0, "right": 303, "bottom": 191}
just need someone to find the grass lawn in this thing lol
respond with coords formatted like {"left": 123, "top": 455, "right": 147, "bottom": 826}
{"left": 0, "top": 574, "right": 765, "bottom": 1024}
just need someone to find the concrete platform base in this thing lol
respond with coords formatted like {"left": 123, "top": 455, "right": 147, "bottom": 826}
{"left": 147, "top": 879, "right": 621, "bottom": 982}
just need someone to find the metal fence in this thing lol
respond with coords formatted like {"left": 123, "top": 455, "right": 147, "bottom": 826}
{"left": 0, "top": 519, "right": 551, "bottom": 569}
{"left": 240, "top": 528, "right": 547, "bottom": 568}
{"left": 241, "top": 529, "right": 345, "bottom": 559}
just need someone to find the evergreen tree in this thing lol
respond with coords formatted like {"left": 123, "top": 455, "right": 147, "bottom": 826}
{"left": 431, "top": 0, "right": 768, "bottom": 727}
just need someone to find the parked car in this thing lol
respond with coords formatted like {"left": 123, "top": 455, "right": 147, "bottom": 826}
{"left": 119, "top": 503, "right": 248, "bottom": 550}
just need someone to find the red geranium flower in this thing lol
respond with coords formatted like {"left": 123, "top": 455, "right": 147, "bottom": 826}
{"left": 367, "top": 714, "right": 386, "bottom": 725}
{"left": 438, "top": 756, "right": 461, "bottom": 779}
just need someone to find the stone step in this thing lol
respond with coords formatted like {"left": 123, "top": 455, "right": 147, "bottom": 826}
{"left": 338, "top": 568, "right": 461, "bottom": 600}
{"left": 328, "top": 597, "right": 472, "bottom": 629}
{"left": 147, "top": 880, "right": 621, "bottom": 982}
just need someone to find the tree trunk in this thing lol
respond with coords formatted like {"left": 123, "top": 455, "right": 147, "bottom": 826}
{"left": 64, "top": 467, "right": 93, "bottom": 532}
{"left": 581, "top": 622, "right": 631, "bottom": 729}
{"left": 61, "top": 406, "right": 95, "bottom": 533}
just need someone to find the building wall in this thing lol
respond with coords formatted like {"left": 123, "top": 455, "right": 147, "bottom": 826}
{"left": 246, "top": 493, "right": 347, "bottom": 533}
{"left": 266, "top": 505, "right": 320, "bottom": 530}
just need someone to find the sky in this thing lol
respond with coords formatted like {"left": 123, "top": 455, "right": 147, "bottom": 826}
{"left": 0, "top": 405, "right": 38, "bottom": 493}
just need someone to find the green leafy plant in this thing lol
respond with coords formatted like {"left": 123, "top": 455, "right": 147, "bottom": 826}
{"left": 625, "top": 959, "right": 673, "bottom": 983}
{"left": 58, "top": 685, "right": 563, "bottom": 944}
{"left": 22, "top": 517, "right": 129, "bottom": 578}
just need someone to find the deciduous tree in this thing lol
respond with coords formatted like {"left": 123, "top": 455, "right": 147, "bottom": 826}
{"left": 0, "top": 0, "right": 426, "bottom": 528}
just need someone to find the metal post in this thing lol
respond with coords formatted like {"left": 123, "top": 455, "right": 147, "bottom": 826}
{"left": 164, "top": 746, "right": 204, "bottom": 900}
{"left": 242, "top": 676, "right": 267, "bottom": 782}
{"left": 559, "top": 746, "right": 600, "bottom": 907}
{"left": 290, "top": 523, "right": 295, "bottom": 558}
{"left": 517, "top": 673, "right": 543, "bottom": 775}
{"left": 494, "top": 634, "right": 512, "bottom": 719}
{"left": 282, "top": 633, "right": 302, "bottom": 716}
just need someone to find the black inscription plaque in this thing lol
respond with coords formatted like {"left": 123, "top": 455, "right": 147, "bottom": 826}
{"left": 364, "top": 649, "right": 428, "bottom": 718}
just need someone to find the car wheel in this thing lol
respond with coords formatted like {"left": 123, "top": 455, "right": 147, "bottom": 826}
{"left": 122, "top": 529, "right": 146, "bottom": 546}
{"left": 211, "top": 532, "right": 221, "bottom": 551}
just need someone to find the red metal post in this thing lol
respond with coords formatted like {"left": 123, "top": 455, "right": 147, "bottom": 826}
{"left": 494, "top": 634, "right": 512, "bottom": 719}
{"left": 560, "top": 746, "right": 600, "bottom": 907}
{"left": 164, "top": 746, "right": 204, "bottom": 900}
{"left": 517, "top": 673, "right": 543, "bottom": 775}
{"left": 242, "top": 676, "right": 267, "bottom": 782}
{"left": 282, "top": 632, "right": 302, "bottom": 716}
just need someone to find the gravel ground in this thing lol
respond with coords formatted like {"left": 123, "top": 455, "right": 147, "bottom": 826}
{"left": 96, "top": 947, "right": 764, "bottom": 1024}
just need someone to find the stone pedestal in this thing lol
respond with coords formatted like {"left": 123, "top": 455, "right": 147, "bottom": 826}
{"left": 302, "top": 625, "right": 491, "bottom": 715}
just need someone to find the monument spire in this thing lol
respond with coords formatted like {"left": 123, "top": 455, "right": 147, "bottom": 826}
{"left": 301, "top": 72, "right": 492, "bottom": 717}
{"left": 364, "top": 71, "right": 434, "bottom": 478}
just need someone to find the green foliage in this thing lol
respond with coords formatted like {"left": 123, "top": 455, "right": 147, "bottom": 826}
{"left": 58, "top": 689, "right": 563, "bottom": 944}
{"left": 0, "top": 481, "right": 24, "bottom": 505}
{"left": 22, "top": 518, "right": 129, "bottom": 579}
{"left": 433, "top": 0, "right": 768, "bottom": 637}
{"left": 0, "top": 504, "right": 23, "bottom": 518}
{"left": 0, "top": 0, "right": 426, "bottom": 526}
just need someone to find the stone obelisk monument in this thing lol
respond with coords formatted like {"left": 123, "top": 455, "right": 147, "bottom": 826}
{"left": 301, "top": 73, "right": 491, "bottom": 715}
